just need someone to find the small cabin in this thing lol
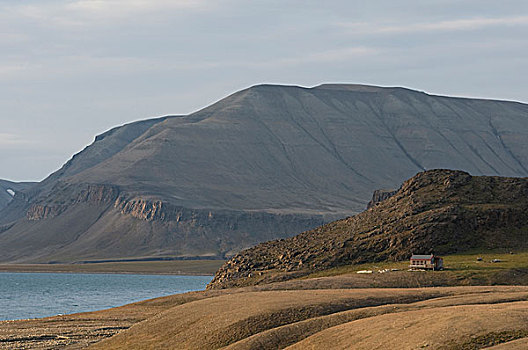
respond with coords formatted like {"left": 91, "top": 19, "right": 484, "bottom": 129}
{"left": 409, "top": 254, "right": 443, "bottom": 270}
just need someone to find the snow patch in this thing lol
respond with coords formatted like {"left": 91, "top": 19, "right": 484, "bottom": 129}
{"left": 6, "top": 189, "right": 15, "bottom": 197}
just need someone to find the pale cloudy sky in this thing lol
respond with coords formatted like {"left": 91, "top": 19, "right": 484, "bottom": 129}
{"left": 1, "top": 0, "right": 527, "bottom": 181}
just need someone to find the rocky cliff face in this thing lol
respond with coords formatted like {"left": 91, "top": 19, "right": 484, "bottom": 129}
{"left": 27, "top": 184, "right": 120, "bottom": 220}
{"left": 26, "top": 205, "right": 66, "bottom": 221}
{"left": 366, "top": 189, "right": 398, "bottom": 209}
{"left": 116, "top": 198, "right": 167, "bottom": 222}
{"left": 208, "top": 170, "right": 528, "bottom": 289}
{"left": 0, "top": 181, "right": 326, "bottom": 263}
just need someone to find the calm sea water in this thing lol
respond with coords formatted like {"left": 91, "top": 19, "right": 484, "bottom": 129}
{"left": 0, "top": 272, "right": 212, "bottom": 321}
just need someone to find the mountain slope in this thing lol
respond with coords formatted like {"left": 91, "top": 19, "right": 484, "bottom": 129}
{"left": 2, "top": 84, "right": 528, "bottom": 263}
{"left": 0, "top": 180, "right": 36, "bottom": 211}
{"left": 208, "top": 170, "right": 528, "bottom": 289}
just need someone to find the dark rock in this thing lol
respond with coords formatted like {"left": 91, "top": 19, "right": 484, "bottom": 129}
{"left": 367, "top": 189, "right": 398, "bottom": 209}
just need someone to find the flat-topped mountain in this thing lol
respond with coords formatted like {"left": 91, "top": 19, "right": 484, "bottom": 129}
{"left": 53, "top": 84, "right": 528, "bottom": 211}
{"left": 1, "top": 84, "right": 528, "bottom": 263}
{"left": 208, "top": 170, "right": 528, "bottom": 289}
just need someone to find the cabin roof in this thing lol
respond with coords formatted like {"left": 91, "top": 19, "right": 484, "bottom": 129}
{"left": 410, "top": 254, "right": 434, "bottom": 260}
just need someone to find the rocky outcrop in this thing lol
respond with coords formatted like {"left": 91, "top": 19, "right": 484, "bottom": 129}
{"left": 208, "top": 170, "right": 528, "bottom": 289}
{"left": 26, "top": 204, "right": 67, "bottom": 220}
{"left": 366, "top": 189, "right": 398, "bottom": 209}
{"left": 27, "top": 184, "right": 119, "bottom": 220}
{"left": 115, "top": 198, "right": 166, "bottom": 221}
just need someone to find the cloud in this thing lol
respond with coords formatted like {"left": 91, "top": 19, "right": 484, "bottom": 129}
{"left": 300, "top": 47, "right": 379, "bottom": 63}
{"left": 0, "top": 62, "right": 31, "bottom": 78}
{"left": 0, "top": 0, "right": 211, "bottom": 28}
{"left": 0, "top": 54, "right": 225, "bottom": 82}
{"left": 65, "top": 0, "right": 209, "bottom": 20}
{"left": 0, "top": 32, "right": 29, "bottom": 44}
{"left": 0, "top": 47, "right": 376, "bottom": 82}
{"left": 0, "top": 133, "right": 34, "bottom": 147}
{"left": 235, "top": 47, "right": 379, "bottom": 69}
{"left": 339, "top": 16, "right": 528, "bottom": 35}
{"left": 70, "top": 0, "right": 206, "bottom": 12}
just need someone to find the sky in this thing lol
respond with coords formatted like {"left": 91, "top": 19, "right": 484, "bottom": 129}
{"left": 1, "top": 0, "right": 527, "bottom": 181}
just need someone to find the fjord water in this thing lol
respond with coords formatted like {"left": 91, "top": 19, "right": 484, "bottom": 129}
{"left": 0, "top": 272, "right": 212, "bottom": 321}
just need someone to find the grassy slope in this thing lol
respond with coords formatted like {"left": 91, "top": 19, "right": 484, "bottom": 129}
{"left": 305, "top": 250, "right": 528, "bottom": 282}
{"left": 216, "top": 250, "right": 528, "bottom": 290}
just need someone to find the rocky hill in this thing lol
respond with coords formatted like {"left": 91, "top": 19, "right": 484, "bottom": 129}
{"left": 2, "top": 84, "right": 528, "bottom": 263}
{"left": 208, "top": 170, "right": 528, "bottom": 289}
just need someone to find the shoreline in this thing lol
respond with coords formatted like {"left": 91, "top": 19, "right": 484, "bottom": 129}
{"left": 0, "top": 260, "right": 224, "bottom": 276}
{"left": 0, "top": 269, "right": 213, "bottom": 276}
